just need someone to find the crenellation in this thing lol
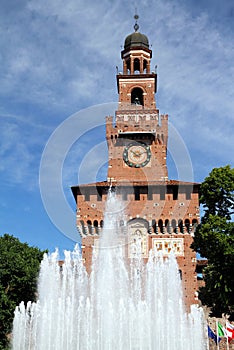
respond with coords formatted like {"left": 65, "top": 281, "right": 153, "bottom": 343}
{"left": 71, "top": 25, "right": 200, "bottom": 310}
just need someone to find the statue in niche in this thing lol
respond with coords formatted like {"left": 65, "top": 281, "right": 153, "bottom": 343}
{"left": 130, "top": 229, "right": 147, "bottom": 257}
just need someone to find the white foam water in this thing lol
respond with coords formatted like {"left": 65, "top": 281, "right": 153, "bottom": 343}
{"left": 11, "top": 191, "right": 207, "bottom": 349}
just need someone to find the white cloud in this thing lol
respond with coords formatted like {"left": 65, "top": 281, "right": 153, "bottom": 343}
{"left": 0, "top": 122, "right": 33, "bottom": 184}
{"left": 144, "top": 1, "right": 234, "bottom": 178}
{"left": 0, "top": 0, "right": 233, "bottom": 250}
{"left": 0, "top": 0, "right": 233, "bottom": 192}
{"left": 0, "top": 114, "right": 53, "bottom": 189}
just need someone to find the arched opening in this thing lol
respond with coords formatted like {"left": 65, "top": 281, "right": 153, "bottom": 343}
{"left": 152, "top": 219, "right": 156, "bottom": 233}
{"left": 93, "top": 220, "right": 98, "bottom": 233}
{"left": 158, "top": 219, "right": 163, "bottom": 233}
{"left": 165, "top": 219, "right": 170, "bottom": 233}
{"left": 185, "top": 219, "right": 190, "bottom": 233}
{"left": 80, "top": 220, "right": 85, "bottom": 233}
{"left": 143, "top": 59, "right": 147, "bottom": 73}
{"left": 134, "top": 58, "right": 140, "bottom": 73}
{"left": 100, "top": 220, "right": 104, "bottom": 228}
{"left": 126, "top": 59, "right": 130, "bottom": 74}
{"left": 171, "top": 219, "right": 177, "bottom": 233}
{"left": 87, "top": 220, "right": 92, "bottom": 234}
{"left": 131, "top": 87, "right": 144, "bottom": 106}
{"left": 178, "top": 219, "right": 183, "bottom": 233}
{"left": 192, "top": 219, "right": 198, "bottom": 232}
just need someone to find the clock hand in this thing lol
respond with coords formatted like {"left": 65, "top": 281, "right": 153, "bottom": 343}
{"left": 137, "top": 150, "right": 147, "bottom": 156}
{"left": 130, "top": 150, "right": 140, "bottom": 157}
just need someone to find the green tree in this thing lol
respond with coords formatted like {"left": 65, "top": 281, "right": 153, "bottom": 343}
{"left": 191, "top": 165, "right": 234, "bottom": 319}
{"left": 0, "top": 234, "right": 46, "bottom": 349}
{"left": 200, "top": 165, "right": 234, "bottom": 220}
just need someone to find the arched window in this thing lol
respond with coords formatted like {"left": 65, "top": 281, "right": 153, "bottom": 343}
{"left": 87, "top": 220, "right": 92, "bottom": 234}
{"left": 80, "top": 220, "right": 85, "bottom": 234}
{"left": 143, "top": 59, "right": 147, "bottom": 73}
{"left": 165, "top": 219, "right": 170, "bottom": 233}
{"left": 126, "top": 59, "right": 130, "bottom": 74}
{"left": 134, "top": 58, "right": 140, "bottom": 73}
{"left": 185, "top": 219, "right": 190, "bottom": 233}
{"left": 131, "top": 87, "right": 144, "bottom": 106}
{"left": 152, "top": 219, "right": 156, "bottom": 233}
{"left": 192, "top": 219, "right": 198, "bottom": 232}
{"left": 178, "top": 219, "right": 183, "bottom": 233}
{"left": 158, "top": 219, "right": 163, "bottom": 233}
{"left": 171, "top": 219, "right": 177, "bottom": 233}
{"left": 93, "top": 220, "right": 98, "bottom": 234}
{"left": 100, "top": 220, "right": 104, "bottom": 228}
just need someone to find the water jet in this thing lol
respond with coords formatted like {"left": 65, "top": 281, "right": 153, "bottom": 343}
{"left": 12, "top": 192, "right": 206, "bottom": 350}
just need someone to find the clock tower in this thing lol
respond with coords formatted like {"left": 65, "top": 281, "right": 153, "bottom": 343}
{"left": 71, "top": 17, "right": 200, "bottom": 309}
{"left": 106, "top": 18, "right": 168, "bottom": 183}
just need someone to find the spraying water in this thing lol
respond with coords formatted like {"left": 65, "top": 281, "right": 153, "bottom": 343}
{"left": 12, "top": 191, "right": 207, "bottom": 349}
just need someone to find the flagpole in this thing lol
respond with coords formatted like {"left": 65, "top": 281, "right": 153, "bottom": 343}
{"left": 207, "top": 320, "right": 210, "bottom": 350}
{"left": 206, "top": 320, "right": 210, "bottom": 350}
{"left": 216, "top": 320, "right": 220, "bottom": 350}
{"left": 226, "top": 319, "right": 229, "bottom": 350}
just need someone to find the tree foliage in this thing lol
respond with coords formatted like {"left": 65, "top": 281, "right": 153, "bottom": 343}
{"left": 191, "top": 165, "right": 234, "bottom": 319}
{"left": 0, "top": 234, "right": 46, "bottom": 349}
{"left": 200, "top": 165, "right": 234, "bottom": 220}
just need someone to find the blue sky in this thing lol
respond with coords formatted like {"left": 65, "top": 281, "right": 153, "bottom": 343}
{"left": 0, "top": 0, "right": 233, "bottom": 256}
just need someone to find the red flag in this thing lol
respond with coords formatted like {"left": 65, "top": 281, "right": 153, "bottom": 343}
{"left": 226, "top": 322, "right": 234, "bottom": 342}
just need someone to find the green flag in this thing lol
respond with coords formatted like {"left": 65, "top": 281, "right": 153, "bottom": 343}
{"left": 218, "top": 322, "right": 225, "bottom": 337}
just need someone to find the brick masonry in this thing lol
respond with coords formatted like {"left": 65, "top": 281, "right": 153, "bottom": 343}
{"left": 71, "top": 28, "right": 201, "bottom": 310}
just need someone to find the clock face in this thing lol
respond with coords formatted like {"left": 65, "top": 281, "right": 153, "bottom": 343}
{"left": 123, "top": 142, "right": 151, "bottom": 167}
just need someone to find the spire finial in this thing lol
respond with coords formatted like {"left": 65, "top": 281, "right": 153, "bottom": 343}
{"left": 134, "top": 8, "right": 139, "bottom": 32}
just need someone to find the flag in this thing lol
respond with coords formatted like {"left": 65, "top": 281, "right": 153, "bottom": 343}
{"left": 208, "top": 325, "right": 221, "bottom": 344}
{"left": 226, "top": 322, "right": 234, "bottom": 341}
{"left": 218, "top": 322, "right": 226, "bottom": 337}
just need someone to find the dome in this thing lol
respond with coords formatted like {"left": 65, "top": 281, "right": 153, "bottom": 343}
{"left": 124, "top": 31, "right": 149, "bottom": 50}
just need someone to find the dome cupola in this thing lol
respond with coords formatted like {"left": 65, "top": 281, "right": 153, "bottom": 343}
{"left": 120, "top": 13, "right": 153, "bottom": 75}
{"left": 124, "top": 14, "right": 149, "bottom": 50}
{"left": 124, "top": 32, "right": 149, "bottom": 50}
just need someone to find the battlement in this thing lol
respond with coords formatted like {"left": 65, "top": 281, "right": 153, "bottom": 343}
{"left": 106, "top": 112, "right": 168, "bottom": 145}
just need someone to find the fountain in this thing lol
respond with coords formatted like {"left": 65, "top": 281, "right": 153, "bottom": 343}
{"left": 11, "top": 191, "right": 207, "bottom": 349}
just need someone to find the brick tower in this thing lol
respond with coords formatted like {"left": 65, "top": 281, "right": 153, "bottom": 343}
{"left": 71, "top": 17, "right": 200, "bottom": 308}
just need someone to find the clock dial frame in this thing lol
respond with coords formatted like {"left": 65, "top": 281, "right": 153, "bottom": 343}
{"left": 123, "top": 142, "right": 151, "bottom": 168}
